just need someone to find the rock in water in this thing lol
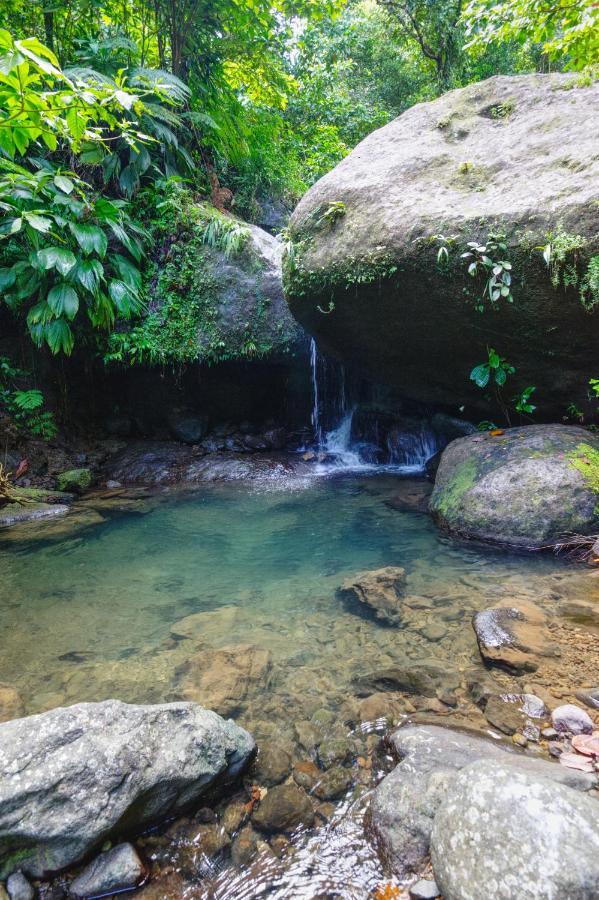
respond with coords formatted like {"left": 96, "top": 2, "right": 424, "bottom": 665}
{"left": 69, "top": 843, "right": 144, "bottom": 898}
{"left": 180, "top": 644, "right": 272, "bottom": 717}
{"left": 284, "top": 74, "right": 599, "bottom": 415}
{"left": 0, "top": 700, "right": 255, "bottom": 878}
{"left": 551, "top": 704, "right": 594, "bottom": 735}
{"left": 56, "top": 469, "right": 93, "bottom": 494}
{"left": 472, "top": 601, "right": 557, "bottom": 673}
{"left": 339, "top": 567, "right": 407, "bottom": 624}
{"left": 431, "top": 760, "right": 599, "bottom": 900}
{"left": 5, "top": 872, "right": 33, "bottom": 900}
{"left": 367, "top": 724, "right": 595, "bottom": 878}
{"left": 252, "top": 784, "right": 314, "bottom": 833}
{"left": 430, "top": 425, "right": 599, "bottom": 548}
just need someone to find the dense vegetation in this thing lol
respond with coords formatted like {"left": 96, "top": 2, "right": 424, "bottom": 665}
{"left": 0, "top": 0, "right": 596, "bottom": 393}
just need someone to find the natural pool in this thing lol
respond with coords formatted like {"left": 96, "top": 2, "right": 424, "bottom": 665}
{"left": 1, "top": 471, "right": 596, "bottom": 897}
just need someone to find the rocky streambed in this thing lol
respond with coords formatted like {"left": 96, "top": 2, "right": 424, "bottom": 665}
{"left": 0, "top": 463, "right": 598, "bottom": 898}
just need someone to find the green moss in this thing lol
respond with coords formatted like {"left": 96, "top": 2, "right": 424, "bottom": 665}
{"left": 434, "top": 457, "right": 478, "bottom": 519}
{"left": 568, "top": 443, "right": 599, "bottom": 495}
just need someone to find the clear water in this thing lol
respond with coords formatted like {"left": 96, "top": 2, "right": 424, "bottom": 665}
{"left": 0, "top": 473, "right": 565, "bottom": 721}
{"left": 0, "top": 473, "right": 585, "bottom": 898}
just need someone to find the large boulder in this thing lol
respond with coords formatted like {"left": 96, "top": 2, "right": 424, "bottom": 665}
{"left": 0, "top": 700, "right": 255, "bottom": 878}
{"left": 121, "top": 202, "right": 302, "bottom": 366}
{"left": 429, "top": 424, "right": 599, "bottom": 547}
{"left": 284, "top": 75, "right": 599, "bottom": 415}
{"left": 431, "top": 760, "right": 599, "bottom": 900}
{"left": 367, "top": 724, "right": 595, "bottom": 878}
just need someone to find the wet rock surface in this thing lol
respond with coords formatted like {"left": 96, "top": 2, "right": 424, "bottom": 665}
{"left": 69, "top": 843, "right": 144, "bottom": 898}
{"left": 472, "top": 601, "right": 557, "bottom": 673}
{"left": 431, "top": 759, "right": 599, "bottom": 900}
{"left": 251, "top": 784, "right": 314, "bottom": 833}
{"left": 430, "top": 425, "right": 599, "bottom": 548}
{"left": 339, "top": 566, "right": 406, "bottom": 625}
{"left": 0, "top": 700, "right": 255, "bottom": 878}
{"left": 180, "top": 644, "right": 272, "bottom": 717}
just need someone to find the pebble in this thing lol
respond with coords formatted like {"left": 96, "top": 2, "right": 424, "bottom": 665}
{"left": 512, "top": 733, "right": 528, "bottom": 748}
{"left": 551, "top": 704, "right": 594, "bottom": 735}
{"left": 252, "top": 784, "right": 314, "bottom": 833}
{"left": 68, "top": 843, "right": 144, "bottom": 898}
{"left": 312, "top": 766, "right": 352, "bottom": 801}
{"left": 6, "top": 872, "right": 34, "bottom": 900}
{"left": 575, "top": 687, "right": 599, "bottom": 710}
{"left": 409, "top": 878, "right": 441, "bottom": 899}
{"left": 541, "top": 727, "right": 558, "bottom": 740}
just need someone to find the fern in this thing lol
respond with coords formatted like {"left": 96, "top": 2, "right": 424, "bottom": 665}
{"left": 195, "top": 206, "right": 249, "bottom": 257}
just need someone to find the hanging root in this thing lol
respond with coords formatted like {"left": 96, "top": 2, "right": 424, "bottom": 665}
{"left": 535, "top": 533, "right": 599, "bottom": 565}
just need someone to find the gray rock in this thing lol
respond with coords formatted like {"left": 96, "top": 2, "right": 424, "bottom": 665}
{"left": 285, "top": 74, "right": 599, "bottom": 416}
{"left": 576, "top": 687, "right": 599, "bottom": 710}
{"left": 431, "top": 426, "right": 599, "bottom": 548}
{"left": 367, "top": 724, "right": 595, "bottom": 877}
{"left": 339, "top": 567, "right": 406, "bottom": 625}
{"left": 312, "top": 766, "right": 352, "bottom": 801}
{"left": 69, "top": 843, "right": 144, "bottom": 898}
{"left": 167, "top": 411, "right": 209, "bottom": 444}
{"left": 6, "top": 873, "right": 33, "bottom": 900}
{"left": 253, "top": 745, "right": 292, "bottom": 786}
{"left": 0, "top": 700, "right": 255, "bottom": 878}
{"left": 552, "top": 703, "right": 594, "bottom": 735}
{"left": 409, "top": 879, "right": 441, "bottom": 900}
{"left": 431, "top": 760, "right": 599, "bottom": 900}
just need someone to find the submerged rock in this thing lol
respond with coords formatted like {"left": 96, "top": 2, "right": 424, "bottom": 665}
{"left": 252, "top": 784, "right": 314, "bottom": 833}
{"left": 431, "top": 760, "right": 599, "bottom": 900}
{"left": 179, "top": 644, "right": 272, "bottom": 717}
{"left": 284, "top": 74, "right": 599, "bottom": 415}
{"left": 472, "top": 601, "right": 557, "bottom": 673}
{"left": 430, "top": 425, "right": 599, "bottom": 548}
{"left": 0, "top": 700, "right": 255, "bottom": 878}
{"left": 339, "top": 567, "right": 407, "bottom": 625}
{"left": 353, "top": 663, "right": 454, "bottom": 698}
{"left": 0, "top": 686, "right": 24, "bottom": 724}
{"left": 367, "top": 724, "right": 595, "bottom": 878}
{"left": 69, "top": 843, "right": 144, "bottom": 898}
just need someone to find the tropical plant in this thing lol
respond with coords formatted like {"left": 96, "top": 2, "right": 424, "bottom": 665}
{"left": 461, "top": 233, "right": 513, "bottom": 311}
{"left": 513, "top": 385, "right": 536, "bottom": 415}
{"left": 0, "top": 160, "right": 146, "bottom": 353}
{"left": 0, "top": 355, "right": 57, "bottom": 438}
{"left": 463, "top": 0, "right": 599, "bottom": 72}
{"left": 470, "top": 347, "right": 515, "bottom": 388}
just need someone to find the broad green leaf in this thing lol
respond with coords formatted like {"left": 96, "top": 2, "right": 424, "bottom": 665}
{"left": 0, "top": 267, "right": 16, "bottom": 290}
{"left": 69, "top": 223, "right": 108, "bottom": 258}
{"left": 45, "top": 319, "right": 74, "bottom": 355}
{"left": 24, "top": 213, "right": 53, "bottom": 233}
{"left": 47, "top": 283, "right": 79, "bottom": 319}
{"left": 495, "top": 368, "right": 507, "bottom": 386}
{"left": 74, "top": 258, "right": 104, "bottom": 292}
{"left": 488, "top": 350, "right": 500, "bottom": 368}
{"left": 112, "top": 253, "right": 142, "bottom": 290}
{"left": 65, "top": 107, "right": 86, "bottom": 142}
{"left": 470, "top": 364, "right": 490, "bottom": 388}
{"left": 37, "top": 247, "right": 77, "bottom": 276}
{"left": 54, "top": 175, "right": 75, "bottom": 194}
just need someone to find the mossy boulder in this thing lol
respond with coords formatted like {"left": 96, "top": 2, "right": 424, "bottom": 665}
{"left": 430, "top": 424, "right": 599, "bottom": 548}
{"left": 116, "top": 204, "right": 303, "bottom": 366}
{"left": 284, "top": 74, "right": 599, "bottom": 415}
{"left": 56, "top": 468, "right": 93, "bottom": 494}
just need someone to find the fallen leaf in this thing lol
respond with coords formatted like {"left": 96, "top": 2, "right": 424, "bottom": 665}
{"left": 373, "top": 885, "right": 402, "bottom": 900}
{"left": 490, "top": 429, "right": 505, "bottom": 436}
{"left": 572, "top": 733, "right": 599, "bottom": 757}
{"left": 559, "top": 751, "right": 595, "bottom": 773}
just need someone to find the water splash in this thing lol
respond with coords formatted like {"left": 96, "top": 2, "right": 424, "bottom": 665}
{"left": 308, "top": 340, "right": 438, "bottom": 474}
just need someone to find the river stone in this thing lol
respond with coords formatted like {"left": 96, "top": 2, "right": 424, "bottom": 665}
{"left": 252, "top": 784, "right": 314, "bottom": 833}
{"left": 431, "top": 760, "right": 599, "bottom": 900}
{"left": 551, "top": 703, "right": 594, "bottom": 735}
{"left": 284, "top": 74, "right": 599, "bottom": 416}
{"left": 69, "top": 843, "right": 144, "bottom": 898}
{"left": 353, "top": 663, "right": 455, "bottom": 698}
{"left": 179, "top": 644, "right": 272, "bottom": 717}
{"left": 253, "top": 745, "right": 292, "bottom": 786}
{"left": 472, "top": 600, "right": 557, "bottom": 673}
{"left": 338, "top": 567, "right": 406, "bottom": 625}
{"left": 575, "top": 687, "right": 599, "bottom": 710}
{"left": 430, "top": 426, "right": 599, "bottom": 548}
{"left": 367, "top": 724, "right": 595, "bottom": 877}
{"left": 409, "top": 879, "right": 441, "bottom": 900}
{"left": 0, "top": 687, "right": 24, "bottom": 724}
{"left": 0, "top": 700, "right": 255, "bottom": 878}
{"left": 5, "top": 873, "right": 33, "bottom": 900}
{"left": 167, "top": 410, "right": 209, "bottom": 444}
{"left": 312, "top": 766, "right": 352, "bottom": 801}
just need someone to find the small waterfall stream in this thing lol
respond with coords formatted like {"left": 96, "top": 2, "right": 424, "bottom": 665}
{"left": 308, "top": 338, "right": 439, "bottom": 473}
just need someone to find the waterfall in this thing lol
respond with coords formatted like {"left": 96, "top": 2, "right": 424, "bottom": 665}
{"left": 308, "top": 339, "right": 439, "bottom": 473}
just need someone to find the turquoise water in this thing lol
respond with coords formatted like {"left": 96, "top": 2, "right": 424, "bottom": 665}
{"left": 0, "top": 472, "right": 589, "bottom": 898}
{"left": 0, "top": 473, "right": 564, "bottom": 731}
